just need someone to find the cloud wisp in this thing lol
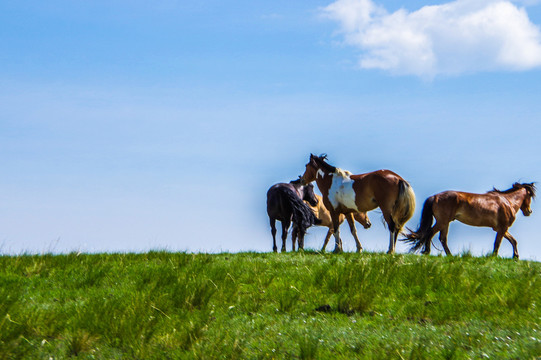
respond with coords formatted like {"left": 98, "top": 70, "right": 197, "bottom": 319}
{"left": 322, "top": 0, "right": 541, "bottom": 77}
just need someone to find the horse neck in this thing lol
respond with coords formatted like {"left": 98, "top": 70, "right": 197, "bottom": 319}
{"left": 290, "top": 183, "right": 304, "bottom": 198}
{"left": 500, "top": 188, "right": 527, "bottom": 213}
{"left": 314, "top": 169, "right": 332, "bottom": 195}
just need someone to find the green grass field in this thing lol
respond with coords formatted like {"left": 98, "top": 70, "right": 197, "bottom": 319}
{"left": 1, "top": 251, "right": 540, "bottom": 359}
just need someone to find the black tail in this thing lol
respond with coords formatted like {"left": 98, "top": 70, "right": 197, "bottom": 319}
{"left": 282, "top": 188, "right": 319, "bottom": 234}
{"left": 402, "top": 196, "right": 435, "bottom": 254}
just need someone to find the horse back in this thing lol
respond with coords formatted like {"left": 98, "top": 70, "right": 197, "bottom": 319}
{"left": 350, "top": 170, "right": 406, "bottom": 212}
{"left": 434, "top": 191, "right": 514, "bottom": 229}
{"left": 266, "top": 184, "right": 295, "bottom": 221}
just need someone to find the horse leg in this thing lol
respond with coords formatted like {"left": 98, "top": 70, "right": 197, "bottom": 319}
{"left": 281, "top": 220, "right": 290, "bottom": 253}
{"left": 492, "top": 231, "right": 505, "bottom": 257}
{"left": 346, "top": 213, "right": 363, "bottom": 253}
{"left": 421, "top": 221, "right": 443, "bottom": 255}
{"left": 331, "top": 212, "right": 343, "bottom": 253}
{"left": 332, "top": 229, "right": 342, "bottom": 253}
{"left": 291, "top": 225, "right": 297, "bottom": 252}
{"left": 438, "top": 223, "right": 452, "bottom": 256}
{"left": 381, "top": 210, "right": 397, "bottom": 254}
{"left": 504, "top": 231, "right": 519, "bottom": 259}
{"left": 270, "top": 218, "right": 278, "bottom": 253}
{"left": 321, "top": 228, "right": 333, "bottom": 252}
{"left": 386, "top": 230, "right": 399, "bottom": 254}
{"left": 298, "top": 232, "right": 305, "bottom": 251}
{"left": 393, "top": 230, "right": 400, "bottom": 254}
{"left": 385, "top": 220, "right": 397, "bottom": 254}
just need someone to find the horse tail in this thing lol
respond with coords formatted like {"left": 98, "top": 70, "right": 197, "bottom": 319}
{"left": 283, "top": 189, "right": 319, "bottom": 234}
{"left": 402, "top": 196, "right": 435, "bottom": 253}
{"left": 392, "top": 179, "right": 416, "bottom": 233}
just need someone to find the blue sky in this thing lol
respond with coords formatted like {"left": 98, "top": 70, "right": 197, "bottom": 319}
{"left": 1, "top": 0, "right": 541, "bottom": 259}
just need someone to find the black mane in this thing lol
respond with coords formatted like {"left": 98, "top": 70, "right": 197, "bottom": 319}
{"left": 311, "top": 153, "right": 336, "bottom": 173}
{"left": 489, "top": 182, "right": 536, "bottom": 198}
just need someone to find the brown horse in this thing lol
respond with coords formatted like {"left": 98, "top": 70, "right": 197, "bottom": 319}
{"left": 292, "top": 194, "right": 372, "bottom": 251}
{"left": 301, "top": 154, "right": 416, "bottom": 253}
{"left": 266, "top": 179, "right": 320, "bottom": 253}
{"left": 403, "top": 183, "right": 536, "bottom": 259}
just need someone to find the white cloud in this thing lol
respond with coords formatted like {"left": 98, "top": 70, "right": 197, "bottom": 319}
{"left": 322, "top": 0, "right": 541, "bottom": 77}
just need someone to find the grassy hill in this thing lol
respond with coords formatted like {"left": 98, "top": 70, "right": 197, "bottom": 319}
{"left": 1, "top": 251, "right": 540, "bottom": 359}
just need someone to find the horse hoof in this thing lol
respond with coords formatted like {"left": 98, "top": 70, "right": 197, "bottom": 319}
{"left": 332, "top": 247, "right": 343, "bottom": 254}
{"left": 356, "top": 248, "right": 363, "bottom": 253}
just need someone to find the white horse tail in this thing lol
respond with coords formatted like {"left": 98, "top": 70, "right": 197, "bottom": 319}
{"left": 392, "top": 180, "right": 416, "bottom": 233}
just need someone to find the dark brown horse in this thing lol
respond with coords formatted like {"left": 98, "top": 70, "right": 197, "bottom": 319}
{"left": 266, "top": 179, "right": 320, "bottom": 252}
{"left": 301, "top": 154, "right": 416, "bottom": 253}
{"left": 403, "top": 183, "right": 536, "bottom": 259}
{"left": 292, "top": 194, "right": 372, "bottom": 251}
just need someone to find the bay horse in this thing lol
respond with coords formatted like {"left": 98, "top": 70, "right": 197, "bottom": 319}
{"left": 301, "top": 154, "right": 416, "bottom": 253}
{"left": 292, "top": 194, "right": 372, "bottom": 251}
{"left": 403, "top": 183, "right": 536, "bottom": 259}
{"left": 266, "top": 179, "right": 320, "bottom": 253}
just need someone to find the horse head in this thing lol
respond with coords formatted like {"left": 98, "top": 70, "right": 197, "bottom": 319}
{"left": 301, "top": 154, "right": 332, "bottom": 185}
{"left": 516, "top": 182, "right": 536, "bottom": 216}
{"left": 300, "top": 154, "right": 317, "bottom": 184}
{"left": 290, "top": 177, "right": 318, "bottom": 206}
{"left": 302, "top": 183, "right": 318, "bottom": 207}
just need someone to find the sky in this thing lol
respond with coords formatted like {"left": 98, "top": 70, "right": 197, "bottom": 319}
{"left": 1, "top": 0, "right": 541, "bottom": 259}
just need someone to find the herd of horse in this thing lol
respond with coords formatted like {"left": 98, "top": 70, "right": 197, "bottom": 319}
{"left": 266, "top": 154, "right": 536, "bottom": 259}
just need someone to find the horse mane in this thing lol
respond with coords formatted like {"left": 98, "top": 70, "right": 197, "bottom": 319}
{"left": 489, "top": 182, "right": 537, "bottom": 198}
{"left": 334, "top": 167, "right": 352, "bottom": 178}
{"left": 521, "top": 182, "right": 537, "bottom": 199}
{"left": 311, "top": 154, "right": 336, "bottom": 173}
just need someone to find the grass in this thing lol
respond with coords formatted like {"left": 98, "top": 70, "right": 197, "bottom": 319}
{"left": 0, "top": 251, "right": 540, "bottom": 359}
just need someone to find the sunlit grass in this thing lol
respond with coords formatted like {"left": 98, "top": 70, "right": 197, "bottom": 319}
{"left": 0, "top": 251, "right": 540, "bottom": 359}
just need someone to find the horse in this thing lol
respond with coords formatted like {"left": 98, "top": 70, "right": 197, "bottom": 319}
{"left": 292, "top": 194, "right": 372, "bottom": 251}
{"left": 301, "top": 154, "right": 416, "bottom": 253}
{"left": 402, "top": 182, "right": 536, "bottom": 259}
{"left": 266, "top": 179, "right": 320, "bottom": 253}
